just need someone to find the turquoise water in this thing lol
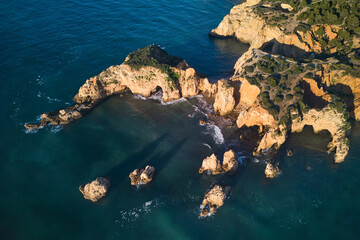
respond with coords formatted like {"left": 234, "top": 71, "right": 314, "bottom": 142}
{"left": 1, "top": 0, "right": 360, "bottom": 239}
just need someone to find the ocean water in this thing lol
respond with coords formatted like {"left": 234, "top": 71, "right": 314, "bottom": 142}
{"left": 1, "top": 0, "right": 359, "bottom": 239}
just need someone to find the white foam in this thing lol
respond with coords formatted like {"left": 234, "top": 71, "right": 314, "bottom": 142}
{"left": 46, "top": 96, "right": 62, "bottom": 103}
{"left": 50, "top": 125, "right": 63, "bottom": 133}
{"left": 203, "top": 143, "right": 212, "bottom": 149}
{"left": 24, "top": 126, "right": 43, "bottom": 134}
{"left": 115, "top": 198, "right": 162, "bottom": 227}
{"left": 133, "top": 94, "right": 147, "bottom": 100}
{"left": 35, "top": 76, "right": 43, "bottom": 86}
{"left": 187, "top": 113, "right": 195, "bottom": 118}
{"left": 147, "top": 91, "right": 163, "bottom": 101}
{"left": 204, "top": 124, "right": 224, "bottom": 145}
{"left": 160, "top": 97, "right": 188, "bottom": 105}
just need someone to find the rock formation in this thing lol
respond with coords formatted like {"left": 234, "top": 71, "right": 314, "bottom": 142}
{"left": 291, "top": 106, "right": 350, "bottom": 163}
{"left": 200, "top": 184, "right": 231, "bottom": 217}
{"left": 129, "top": 165, "right": 155, "bottom": 185}
{"left": 265, "top": 163, "right": 280, "bottom": 178}
{"left": 79, "top": 177, "right": 111, "bottom": 202}
{"left": 213, "top": 79, "right": 236, "bottom": 116}
{"left": 199, "top": 154, "right": 221, "bottom": 174}
{"left": 199, "top": 150, "right": 238, "bottom": 175}
{"left": 25, "top": 45, "right": 216, "bottom": 130}
{"left": 209, "top": 0, "right": 346, "bottom": 58}
{"left": 222, "top": 150, "right": 238, "bottom": 172}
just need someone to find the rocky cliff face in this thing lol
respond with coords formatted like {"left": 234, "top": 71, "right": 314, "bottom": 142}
{"left": 213, "top": 79, "right": 236, "bottom": 116}
{"left": 25, "top": 45, "right": 217, "bottom": 130}
{"left": 291, "top": 106, "right": 350, "bottom": 163}
{"left": 199, "top": 150, "right": 238, "bottom": 175}
{"left": 319, "top": 64, "right": 360, "bottom": 121}
{"left": 209, "top": 0, "right": 325, "bottom": 58}
{"left": 228, "top": 46, "right": 351, "bottom": 163}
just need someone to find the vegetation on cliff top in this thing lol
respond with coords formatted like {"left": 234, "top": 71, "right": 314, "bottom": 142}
{"left": 124, "top": 45, "right": 183, "bottom": 70}
{"left": 124, "top": 45, "right": 183, "bottom": 89}
{"left": 243, "top": 53, "right": 319, "bottom": 123}
{"left": 255, "top": 0, "right": 360, "bottom": 77}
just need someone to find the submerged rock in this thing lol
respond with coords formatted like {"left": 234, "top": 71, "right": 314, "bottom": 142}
{"left": 129, "top": 165, "right": 155, "bottom": 185}
{"left": 200, "top": 184, "right": 231, "bottom": 217}
{"left": 79, "top": 177, "right": 111, "bottom": 202}
{"left": 265, "top": 163, "right": 280, "bottom": 178}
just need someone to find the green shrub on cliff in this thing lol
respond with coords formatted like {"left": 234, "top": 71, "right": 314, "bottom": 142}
{"left": 275, "top": 94, "right": 284, "bottom": 102}
{"left": 286, "top": 94, "right": 293, "bottom": 100}
{"left": 124, "top": 45, "right": 183, "bottom": 71}
{"left": 267, "top": 106, "right": 279, "bottom": 116}
{"left": 258, "top": 56, "right": 290, "bottom": 74}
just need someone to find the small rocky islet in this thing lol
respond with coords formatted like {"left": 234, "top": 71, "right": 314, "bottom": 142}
{"left": 27, "top": 0, "right": 360, "bottom": 216}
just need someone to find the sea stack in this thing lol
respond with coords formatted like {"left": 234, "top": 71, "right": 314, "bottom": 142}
{"left": 200, "top": 184, "right": 231, "bottom": 217}
{"left": 199, "top": 150, "right": 238, "bottom": 175}
{"left": 79, "top": 177, "right": 111, "bottom": 202}
{"left": 265, "top": 163, "right": 280, "bottom": 178}
{"left": 129, "top": 165, "right": 156, "bottom": 185}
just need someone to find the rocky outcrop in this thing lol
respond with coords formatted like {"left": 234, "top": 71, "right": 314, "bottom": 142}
{"left": 222, "top": 150, "right": 238, "bottom": 172}
{"left": 237, "top": 102, "right": 275, "bottom": 133}
{"left": 238, "top": 78, "right": 261, "bottom": 109}
{"left": 25, "top": 45, "right": 215, "bottom": 130}
{"left": 79, "top": 177, "right": 111, "bottom": 202}
{"left": 199, "top": 150, "right": 238, "bottom": 174}
{"left": 199, "top": 154, "right": 221, "bottom": 174}
{"left": 265, "top": 163, "right": 280, "bottom": 178}
{"left": 209, "top": 0, "right": 341, "bottom": 58}
{"left": 129, "top": 165, "right": 155, "bottom": 185}
{"left": 213, "top": 79, "right": 236, "bottom": 116}
{"left": 291, "top": 106, "right": 349, "bottom": 163}
{"left": 200, "top": 184, "right": 231, "bottom": 217}
{"left": 255, "top": 125, "right": 287, "bottom": 155}
{"left": 319, "top": 64, "right": 360, "bottom": 120}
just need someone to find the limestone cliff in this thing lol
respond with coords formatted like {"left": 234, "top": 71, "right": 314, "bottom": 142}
{"left": 213, "top": 79, "right": 236, "bottom": 116}
{"left": 291, "top": 106, "right": 350, "bottom": 163}
{"left": 230, "top": 47, "right": 351, "bottom": 163}
{"left": 318, "top": 64, "right": 360, "bottom": 120}
{"left": 209, "top": 0, "right": 322, "bottom": 57}
{"left": 25, "top": 45, "right": 216, "bottom": 130}
{"left": 199, "top": 150, "right": 238, "bottom": 175}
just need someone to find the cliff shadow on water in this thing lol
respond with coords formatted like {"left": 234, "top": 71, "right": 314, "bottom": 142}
{"left": 102, "top": 134, "right": 189, "bottom": 189}
{"left": 102, "top": 134, "right": 167, "bottom": 189}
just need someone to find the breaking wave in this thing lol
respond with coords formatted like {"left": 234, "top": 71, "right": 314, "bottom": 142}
{"left": 204, "top": 124, "right": 224, "bottom": 145}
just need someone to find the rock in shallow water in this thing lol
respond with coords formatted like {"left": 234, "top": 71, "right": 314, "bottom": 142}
{"left": 129, "top": 165, "right": 155, "bottom": 185}
{"left": 199, "top": 150, "right": 238, "bottom": 175}
{"left": 199, "top": 154, "right": 221, "bottom": 174}
{"left": 79, "top": 177, "right": 111, "bottom": 202}
{"left": 200, "top": 184, "right": 231, "bottom": 217}
{"left": 265, "top": 163, "right": 280, "bottom": 178}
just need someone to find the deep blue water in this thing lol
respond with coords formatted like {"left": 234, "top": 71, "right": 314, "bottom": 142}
{"left": 1, "top": 0, "right": 360, "bottom": 239}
